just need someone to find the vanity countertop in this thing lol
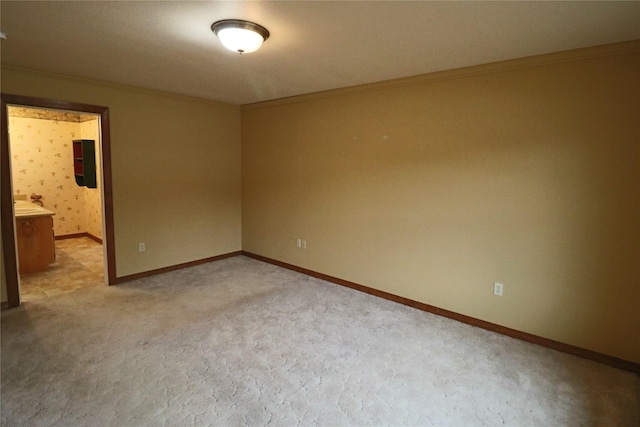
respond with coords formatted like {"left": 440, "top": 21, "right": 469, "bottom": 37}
{"left": 14, "top": 200, "right": 55, "bottom": 218}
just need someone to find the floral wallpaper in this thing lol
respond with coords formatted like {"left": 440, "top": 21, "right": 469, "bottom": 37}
{"left": 9, "top": 107, "right": 94, "bottom": 123}
{"left": 8, "top": 110, "right": 103, "bottom": 240}
{"left": 81, "top": 119, "right": 103, "bottom": 239}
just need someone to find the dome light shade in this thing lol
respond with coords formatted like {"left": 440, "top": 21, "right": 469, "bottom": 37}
{"left": 211, "top": 19, "right": 270, "bottom": 54}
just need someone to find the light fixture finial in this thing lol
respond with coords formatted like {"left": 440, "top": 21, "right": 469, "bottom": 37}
{"left": 211, "top": 19, "right": 270, "bottom": 54}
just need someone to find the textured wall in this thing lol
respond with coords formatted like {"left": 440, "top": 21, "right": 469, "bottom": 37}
{"left": 8, "top": 115, "right": 102, "bottom": 239}
{"left": 0, "top": 225, "right": 6, "bottom": 302}
{"left": 242, "top": 47, "right": 640, "bottom": 363}
{"left": 9, "top": 116, "right": 88, "bottom": 236}
{"left": 81, "top": 118, "right": 103, "bottom": 239}
{"left": 2, "top": 66, "right": 242, "bottom": 279}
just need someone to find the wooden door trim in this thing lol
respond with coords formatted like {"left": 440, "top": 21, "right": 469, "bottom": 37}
{"left": 1, "top": 93, "right": 116, "bottom": 307}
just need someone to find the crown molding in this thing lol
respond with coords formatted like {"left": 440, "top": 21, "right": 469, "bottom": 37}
{"left": 243, "top": 39, "right": 640, "bottom": 111}
{"left": 0, "top": 64, "right": 238, "bottom": 109}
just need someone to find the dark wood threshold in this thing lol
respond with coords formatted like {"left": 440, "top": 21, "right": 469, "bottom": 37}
{"left": 242, "top": 251, "right": 640, "bottom": 375}
{"left": 56, "top": 232, "right": 103, "bottom": 244}
{"left": 115, "top": 251, "right": 242, "bottom": 284}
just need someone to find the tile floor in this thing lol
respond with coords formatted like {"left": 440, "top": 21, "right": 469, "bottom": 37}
{"left": 19, "top": 237, "right": 105, "bottom": 301}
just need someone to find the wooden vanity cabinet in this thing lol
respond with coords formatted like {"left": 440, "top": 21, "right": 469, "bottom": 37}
{"left": 16, "top": 216, "right": 56, "bottom": 274}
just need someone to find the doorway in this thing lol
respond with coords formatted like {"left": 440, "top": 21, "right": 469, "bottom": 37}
{"left": 9, "top": 106, "right": 104, "bottom": 300}
{"left": 1, "top": 94, "right": 116, "bottom": 308}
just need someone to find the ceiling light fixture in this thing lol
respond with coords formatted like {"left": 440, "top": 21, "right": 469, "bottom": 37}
{"left": 211, "top": 19, "right": 269, "bottom": 54}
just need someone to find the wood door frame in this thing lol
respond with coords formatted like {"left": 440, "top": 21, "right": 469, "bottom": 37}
{"left": 1, "top": 93, "right": 116, "bottom": 307}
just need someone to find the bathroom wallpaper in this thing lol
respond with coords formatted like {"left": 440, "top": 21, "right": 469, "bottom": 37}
{"left": 8, "top": 112, "right": 103, "bottom": 240}
{"left": 9, "top": 107, "right": 93, "bottom": 123}
{"left": 81, "top": 119, "right": 103, "bottom": 240}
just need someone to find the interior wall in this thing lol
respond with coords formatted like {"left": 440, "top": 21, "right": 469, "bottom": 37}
{"left": 242, "top": 48, "right": 640, "bottom": 363}
{"left": 1, "top": 66, "right": 242, "bottom": 279}
{"left": 9, "top": 116, "right": 88, "bottom": 236}
{"left": 0, "top": 225, "right": 6, "bottom": 303}
{"left": 80, "top": 118, "right": 103, "bottom": 240}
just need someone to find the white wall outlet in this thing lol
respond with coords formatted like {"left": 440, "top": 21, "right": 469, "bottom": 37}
{"left": 494, "top": 282, "right": 504, "bottom": 296}
{"left": 139, "top": 242, "right": 146, "bottom": 252}
{"left": 301, "top": 239, "right": 307, "bottom": 249}
{"left": 296, "top": 238, "right": 302, "bottom": 248}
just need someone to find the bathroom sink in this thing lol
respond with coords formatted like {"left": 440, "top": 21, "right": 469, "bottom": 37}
{"left": 14, "top": 201, "right": 54, "bottom": 217}
{"left": 15, "top": 207, "right": 43, "bottom": 214}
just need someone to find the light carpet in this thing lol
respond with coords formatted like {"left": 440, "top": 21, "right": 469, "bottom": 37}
{"left": 1, "top": 256, "right": 638, "bottom": 426}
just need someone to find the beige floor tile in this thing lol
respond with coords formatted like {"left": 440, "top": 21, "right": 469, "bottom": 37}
{"left": 42, "top": 288, "right": 65, "bottom": 297}
{"left": 19, "top": 237, "right": 105, "bottom": 302}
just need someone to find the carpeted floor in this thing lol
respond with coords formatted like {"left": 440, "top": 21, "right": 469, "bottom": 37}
{"left": 1, "top": 256, "right": 638, "bottom": 426}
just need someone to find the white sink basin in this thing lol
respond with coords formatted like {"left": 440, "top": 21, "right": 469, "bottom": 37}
{"left": 15, "top": 207, "right": 44, "bottom": 214}
{"left": 14, "top": 201, "right": 54, "bottom": 217}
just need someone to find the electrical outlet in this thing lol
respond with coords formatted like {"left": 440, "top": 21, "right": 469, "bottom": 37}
{"left": 301, "top": 240, "right": 307, "bottom": 249}
{"left": 139, "top": 242, "right": 146, "bottom": 252}
{"left": 494, "top": 282, "right": 504, "bottom": 296}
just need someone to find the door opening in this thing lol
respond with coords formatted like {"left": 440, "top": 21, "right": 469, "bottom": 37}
{"left": 1, "top": 94, "right": 116, "bottom": 308}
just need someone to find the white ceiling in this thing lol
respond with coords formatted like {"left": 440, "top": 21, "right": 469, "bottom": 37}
{"left": 1, "top": 1, "right": 639, "bottom": 105}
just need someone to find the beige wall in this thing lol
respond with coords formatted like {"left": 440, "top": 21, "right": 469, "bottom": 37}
{"left": 8, "top": 116, "right": 100, "bottom": 237}
{"left": 0, "top": 225, "right": 6, "bottom": 303}
{"left": 1, "top": 66, "right": 242, "bottom": 282}
{"left": 80, "top": 118, "right": 103, "bottom": 240}
{"left": 2, "top": 46, "right": 638, "bottom": 365}
{"left": 242, "top": 48, "right": 640, "bottom": 362}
